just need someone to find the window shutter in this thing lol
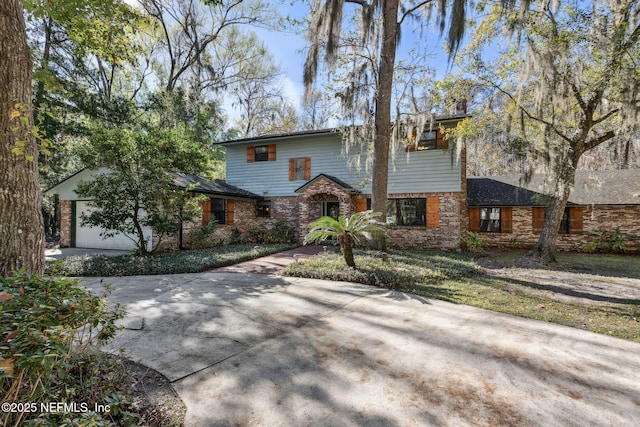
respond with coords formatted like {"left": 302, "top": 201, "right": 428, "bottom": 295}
{"left": 356, "top": 197, "right": 367, "bottom": 212}
{"left": 426, "top": 197, "right": 440, "bottom": 228}
{"left": 501, "top": 207, "right": 513, "bottom": 233}
{"left": 227, "top": 199, "right": 235, "bottom": 225}
{"left": 568, "top": 206, "right": 583, "bottom": 234}
{"left": 436, "top": 129, "right": 448, "bottom": 149}
{"left": 532, "top": 207, "right": 545, "bottom": 233}
{"left": 247, "top": 146, "right": 255, "bottom": 163}
{"left": 289, "top": 158, "right": 295, "bottom": 181}
{"left": 469, "top": 207, "right": 480, "bottom": 232}
{"left": 268, "top": 144, "right": 276, "bottom": 161}
{"left": 202, "top": 199, "right": 211, "bottom": 225}
{"left": 304, "top": 157, "right": 311, "bottom": 180}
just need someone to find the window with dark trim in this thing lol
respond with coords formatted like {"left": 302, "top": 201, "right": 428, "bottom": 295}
{"left": 289, "top": 157, "right": 311, "bottom": 181}
{"left": 210, "top": 198, "right": 226, "bottom": 225}
{"left": 532, "top": 206, "right": 583, "bottom": 235}
{"left": 386, "top": 198, "right": 426, "bottom": 226}
{"left": 256, "top": 200, "right": 271, "bottom": 218}
{"left": 417, "top": 130, "right": 437, "bottom": 150}
{"left": 469, "top": 207, "right": 512, "bottom": 233}
{"left": 247, "top": 144, "right": 276, "bottom": 162}
{"left": 480, "top": 207, "right": 501, "bottom": 232}
{"left": 254, "top": 145, "right": 269, "bottom": 162}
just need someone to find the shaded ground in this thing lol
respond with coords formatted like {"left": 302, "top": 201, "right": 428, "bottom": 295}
{"left": 477, "top": 253, "right": 640, "bottom": 306}
{"left": 84, "top": 272, "right": 640, "bottom": 426}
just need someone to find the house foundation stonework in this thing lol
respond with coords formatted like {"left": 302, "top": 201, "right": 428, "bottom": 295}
{"left": 478, "top": 205, "right": 640, "bottom": 252}
{"left": 387, "top": 192, "right": 464, "bottom": 250}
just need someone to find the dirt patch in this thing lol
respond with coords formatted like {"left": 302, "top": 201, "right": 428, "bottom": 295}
{"left": 476, "top": 258, "right": 640, "bottom": 306}
{"left": 123, "top": 359, "right": 186, "bottom": 426}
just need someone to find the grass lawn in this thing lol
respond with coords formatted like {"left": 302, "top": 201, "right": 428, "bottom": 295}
{"left": 283, "top": 249, "right": 640, "bottom": 343}
{"left": 46, "top": 243, "right": 297, "bottom": 277}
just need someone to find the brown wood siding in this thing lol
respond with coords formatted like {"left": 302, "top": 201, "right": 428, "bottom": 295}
{"left": 227, "top": 199, "right": 235, "bottom": 225}
{"left": 355, "top": 197, "right": 367, "bottom": 212}
{"left": 304, "top": 157, "right": 311, "bottom": 180}
{"left": 568, "top": 206, "right": 583, "bottom": 234}
{"left": 288, "top": 158, "right": 295, "bottom": 181}
{"left": 468, "top": 207, "right": 480, "bottom": 232}
{"left": 268, "top": 144, "right": 276, "bottom": 161}
{"left": 202, "top": 199, "right": 211, "bottom": 225}
{"left": 532, "top": 207, "right": 545, "bottom": 233}
{"left": 247, "top": 146, "right": 255, "bottom": 163}
{"left": 426, "top": 197, "right": 440, "bottom": 228}
{"left": 501, "top": 207, "right": 513, "bottom": 233}
{"left": 436, "top": 129, "right": 448, "bottom": 149}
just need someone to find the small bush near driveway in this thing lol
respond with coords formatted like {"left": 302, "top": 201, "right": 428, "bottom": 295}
{"left": 283, "top": 249, "right": 480, "bottom": 289}
{"left": 47, "top": 244, "right": 297, "bottom": 277}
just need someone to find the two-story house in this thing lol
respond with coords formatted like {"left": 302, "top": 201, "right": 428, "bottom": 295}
{"left": 47, "top": 115, "right": 469, "bottom": 251}
{"left": 214, "top": 116, "right": 468, "bottom": 249}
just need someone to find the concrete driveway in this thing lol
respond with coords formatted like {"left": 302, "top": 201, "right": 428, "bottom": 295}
{"left": 80, "top": 273, "right": 640, "bottom": 426}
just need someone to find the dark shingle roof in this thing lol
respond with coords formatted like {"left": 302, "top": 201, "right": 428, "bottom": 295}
{"left": 173, "top": 173, "right": 261, "bottom": 199}
{"left": 294, "top": 174, "right": 361, "bottom": 194}
{"left": 468, "top": 169, "right": 640, "bottom": 206}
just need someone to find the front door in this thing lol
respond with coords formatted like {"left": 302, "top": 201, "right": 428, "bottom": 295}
{"left": 321, "top": 201, "right": 340, "bottom": 220}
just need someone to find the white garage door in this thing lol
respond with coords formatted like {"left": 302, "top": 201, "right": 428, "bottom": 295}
{"left": 75, "top": 201, "right": 153, "bottom": 251}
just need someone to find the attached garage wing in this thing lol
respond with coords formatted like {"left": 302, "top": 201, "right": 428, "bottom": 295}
{"left": 74, "top": 201, "right": 152, "bottom": 252}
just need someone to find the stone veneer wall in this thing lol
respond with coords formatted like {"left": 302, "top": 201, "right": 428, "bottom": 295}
{"left": 59, "top": 200, "right": 72, "bottom": 247}
{"left": 476, "top": 205, "right": 640, "bottom": 252}
{"left": 387, "top": 192, "right": 464, "bottom": 250}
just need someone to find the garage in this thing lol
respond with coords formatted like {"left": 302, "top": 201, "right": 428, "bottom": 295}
{"left": 74, "top": 201, "right": 153, "bottom": 252}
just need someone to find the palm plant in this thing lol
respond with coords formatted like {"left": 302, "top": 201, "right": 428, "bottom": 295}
{"left": 304, "top": 210, "right": 387, "bottom": 268}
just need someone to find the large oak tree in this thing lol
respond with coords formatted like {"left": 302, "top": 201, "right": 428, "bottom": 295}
{"left": 1, "top": 0, "right": 45, "bottom": 276}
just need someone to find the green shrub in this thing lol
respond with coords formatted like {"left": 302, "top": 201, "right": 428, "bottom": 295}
{"left": 460, "top": 231, "right": 486, "bottom": 253}
{"left": 244, "top": 220, "right": 296, "bottom": 244}
{"left": 283, "top": 250, "right": 480, "bottom": 290}
{"left": 1, "top": 270, "right": 129, "bottom": 426}
{"left": 45, "top": 244, "right": 297, "bottom": 277}
{"left": 187, "top": 220, "right": 219, "bottom": 250}
{"left": 582, "top": 228, "right": 627, "bottom": 254}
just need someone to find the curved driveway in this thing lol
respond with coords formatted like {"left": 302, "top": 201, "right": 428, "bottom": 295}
{"left": 80, "top": 272, "right": 640, "bottom": 426}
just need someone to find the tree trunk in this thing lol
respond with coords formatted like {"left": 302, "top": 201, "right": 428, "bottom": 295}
{"left": 528, "top": 156, "right": 580, "bottom": 264}
{"left": 340, "top": 234, "right": 355, "bottom": 268}
{"left": 0, "top": 0, "right": 45, "bottom": 276}
{"left": 370, "top": 0, "right": 399, "bottom": 250}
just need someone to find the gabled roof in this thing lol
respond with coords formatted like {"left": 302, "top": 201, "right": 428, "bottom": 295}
{"left": 294, "top": 174, "right": 361, "bottom": 194}
{"left": 173, "top": 173, "right": 261, "bottom": 199}
{"left": 45, "top": 169, "right": 261, "bottom": 200}
{"left": 468, "top": 169, "right": 640, "bottom": 206}
{"left": 218, "top": 114, "right": 471, "bottom": 146}
{"left": 467, "top": 178, "right": 552, "bottom": 207}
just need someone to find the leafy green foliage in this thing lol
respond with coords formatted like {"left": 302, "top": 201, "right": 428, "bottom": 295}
{"left": 0, "top": 271, "right": 129, "bottom": 426}
{"left": 284, "top": 249, "right": 480, "bottom": 290}
{"left": 75, "top": 125, "right": 210, "bottom": 254}
{"left": 45, "top": 244, "right": 297, "bottom": 277}
{"left": 460, "top": 231, "right": 486, "bottom": 253}
{"left": 304, "top": 211, "right": 387, "bottom": 268}
{"left": 582, "top": 228, "right": 628, "bottom": 254}
{"left": 244, "top": 220, "right": 296, "bottom": 244}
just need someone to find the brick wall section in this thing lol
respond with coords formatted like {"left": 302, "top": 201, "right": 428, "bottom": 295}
{"left": 476, "top": 205, "right": 640, "bottom": 252}
{"left": 295, "top": 177, "right": 355, "bottom": 242}
{"left": 387, "top": 192, "right": 463, "bottom": 250}
{"left": 60, "top": 200, "right": 72, "bottom": 247}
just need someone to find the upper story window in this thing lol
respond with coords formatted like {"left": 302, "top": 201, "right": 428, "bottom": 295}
{"left": 405, "top": 128, "right": 448, "bottom": 152}
{"left": 254, "top": 145, "right": 269, "bottom": 162}
{"left": 418, "top": 130, "right": 437, "bottom": 150}
{"left": 247, "top": 144, "right": 276, "bottom": 162}
{"left": 289, "top": 157, "right": 311, "bottom": 181}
